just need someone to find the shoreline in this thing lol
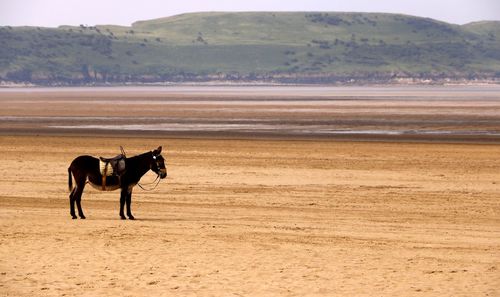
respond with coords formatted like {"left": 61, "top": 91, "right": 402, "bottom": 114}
{"left": 1, "top": 81, "right": 500, "bottom": 89}
{"left": 2, "top": 130, "right": 500, "bottom": 145}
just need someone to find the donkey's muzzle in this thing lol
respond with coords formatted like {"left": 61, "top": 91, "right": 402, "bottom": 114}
{"left": 160, "top": 169, "right": 167, "bottom": 179}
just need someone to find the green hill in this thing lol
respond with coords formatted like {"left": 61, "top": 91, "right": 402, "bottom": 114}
{"left": 1, "top": 12, "right": 500, "bottom": 84}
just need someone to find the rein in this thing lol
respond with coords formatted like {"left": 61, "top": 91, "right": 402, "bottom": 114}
{"left": 137, "top": 174, "right": 161, "bottom": 191}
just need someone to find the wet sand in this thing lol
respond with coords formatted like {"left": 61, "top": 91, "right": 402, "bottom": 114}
{"left": 0, "top": 86, "right": 499, "bottom": 296}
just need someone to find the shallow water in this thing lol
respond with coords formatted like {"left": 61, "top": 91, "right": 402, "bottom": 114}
{"left": 1, "top": 86, "right": 500, "bottom": 141}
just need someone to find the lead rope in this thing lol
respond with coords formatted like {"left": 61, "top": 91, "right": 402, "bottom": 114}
{"left": 137, "top": 174, "right": 161, "bottom": 191}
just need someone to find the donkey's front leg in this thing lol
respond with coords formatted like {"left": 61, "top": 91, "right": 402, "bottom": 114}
{"left": 126, "top": 188, "right": 134, "bottom": 220}
{"left": 119, "top": 189, "right": 127, "bottom": 220}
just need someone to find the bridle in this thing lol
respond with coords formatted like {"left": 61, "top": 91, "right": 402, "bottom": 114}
{"left": 152, "top": 154, "right": 162, "bottom": 172}
{"left": 137, "top": 153, "right": 165, "bottom": 191}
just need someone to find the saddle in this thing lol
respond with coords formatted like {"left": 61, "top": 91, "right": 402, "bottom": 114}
{"left": 99, "top": 153, "right": 126, "bottom": 190}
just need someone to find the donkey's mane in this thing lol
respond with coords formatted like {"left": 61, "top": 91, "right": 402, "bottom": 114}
{"left": 127, "top": 150, "right": 152, "bottom": 160}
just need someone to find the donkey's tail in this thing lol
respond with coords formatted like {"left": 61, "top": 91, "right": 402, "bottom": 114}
{"left": 68, "top": 167, "right": 73, "bottom": 192}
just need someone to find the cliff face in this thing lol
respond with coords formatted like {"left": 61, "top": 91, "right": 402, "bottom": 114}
{"left": 1, "top": 12, "right": 500, "bottom": 85}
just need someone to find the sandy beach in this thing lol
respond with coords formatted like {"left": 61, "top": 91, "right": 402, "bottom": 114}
{"left": 0, "top": 86, "right": 499, "bottom": 296}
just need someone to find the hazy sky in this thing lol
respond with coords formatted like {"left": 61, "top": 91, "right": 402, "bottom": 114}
{"left": 2, "top": 0, "right": 500, "bottom": 27}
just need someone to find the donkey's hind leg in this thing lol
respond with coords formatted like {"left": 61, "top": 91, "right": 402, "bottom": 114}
{"left": 73, "top": 185, "right": 86, "bottom": 219}
{"left": 69, "top": 188, "right": 77, "bottom": 219}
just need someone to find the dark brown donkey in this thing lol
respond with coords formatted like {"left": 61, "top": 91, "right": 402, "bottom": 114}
{"left": 68, "top": 146, "right": 167, "bottom": 219}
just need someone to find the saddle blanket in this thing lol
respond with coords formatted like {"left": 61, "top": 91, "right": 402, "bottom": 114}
{"left": 100, "top": 160, "right": 114, "bottom": 176}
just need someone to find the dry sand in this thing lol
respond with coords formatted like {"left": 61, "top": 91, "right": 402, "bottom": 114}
{"left": 0, "top": 135, "right": 499, "bottom": 296}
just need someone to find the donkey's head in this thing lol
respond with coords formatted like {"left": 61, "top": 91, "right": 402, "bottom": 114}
{"left": 151, "top": 146, "right": 167, "bottom": 179}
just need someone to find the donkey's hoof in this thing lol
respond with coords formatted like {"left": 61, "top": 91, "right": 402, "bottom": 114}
{"left": 128, "top": 215, "right": 135, "bottom": 220}
{"left": 79, "top": 216, "right": 86, "bottom": 219}
{"left": 120, "top": 216, "right": 127, "bottom": 220}
{"left": 72, "top": 215, "right": 78, "bottom": 220}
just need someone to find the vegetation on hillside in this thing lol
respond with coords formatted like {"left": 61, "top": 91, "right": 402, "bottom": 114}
{"left": 1, "top": 12, "right": 499, "bottom": 84}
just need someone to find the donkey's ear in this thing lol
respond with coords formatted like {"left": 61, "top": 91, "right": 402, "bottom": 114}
{"left": 153, "top": 146, "right": 162, "bottom": 155}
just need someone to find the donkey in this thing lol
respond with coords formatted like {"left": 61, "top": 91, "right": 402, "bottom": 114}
{"left": 68, "top": 146, "right": 167, "bottom": 220}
